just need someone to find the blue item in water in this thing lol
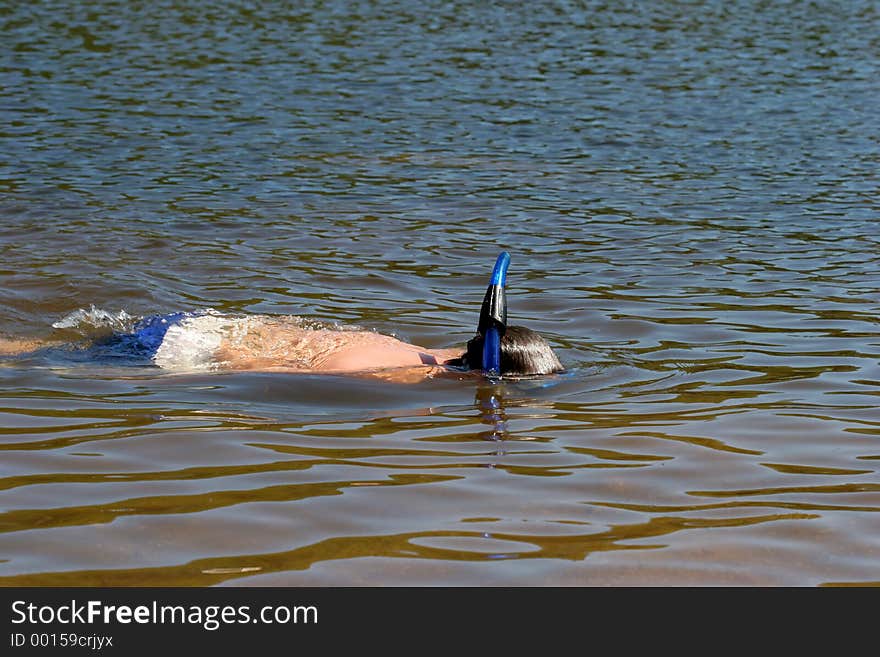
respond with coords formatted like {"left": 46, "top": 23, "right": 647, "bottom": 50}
{"left": 131, "top": 312, "right": 189, "bottom": 354}
{"left": 88, "top": 312, "right": 192, "bottom": 363}
{"left": 478, "top": 252, "right": 510, "bottom": 375}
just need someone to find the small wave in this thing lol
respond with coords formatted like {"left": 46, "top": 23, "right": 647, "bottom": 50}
{"left": 51, "top": 305, "right": 137, "bottom": 335}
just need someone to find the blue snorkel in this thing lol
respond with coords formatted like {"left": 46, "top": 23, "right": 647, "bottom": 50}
{"left": 478, "top": 251, "right": 511, "bottom": 377}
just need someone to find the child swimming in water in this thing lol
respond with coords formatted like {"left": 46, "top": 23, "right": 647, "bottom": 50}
{"left": 0, "top": 310, "right": 562, "bottom": 378}
{"left": 0, "top": 253, "right": 564, "bottom": 379}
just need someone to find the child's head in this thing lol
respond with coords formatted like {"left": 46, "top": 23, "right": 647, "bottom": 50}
{"left": 458, "top": 325, "right": 563, "bottom": 376}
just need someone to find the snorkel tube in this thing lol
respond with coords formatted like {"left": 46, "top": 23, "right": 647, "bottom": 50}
{"left": 477, "top": 251, "right": 511, "bottom": 377}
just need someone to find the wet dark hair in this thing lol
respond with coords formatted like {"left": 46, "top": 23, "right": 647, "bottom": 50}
{"left": 451, "top": 325, "right": 564, "bottom": 376}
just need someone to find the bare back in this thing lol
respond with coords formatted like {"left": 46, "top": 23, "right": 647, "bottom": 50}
{"left": 176, "top": 315, "right": 460, "bottom": 373}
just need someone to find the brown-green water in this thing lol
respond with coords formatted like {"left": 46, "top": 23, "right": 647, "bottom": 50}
{"left": 1, "top": 1, "right": 879, "bottom": 586}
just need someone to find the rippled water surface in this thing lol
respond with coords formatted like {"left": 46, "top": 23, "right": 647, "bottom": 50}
{"left": 1, "top": 1, "right": 879, "bottom": 586}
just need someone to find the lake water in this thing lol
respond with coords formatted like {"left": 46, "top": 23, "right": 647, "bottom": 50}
{"left": 1, "top": 0, "right": 878, "bottom": 586}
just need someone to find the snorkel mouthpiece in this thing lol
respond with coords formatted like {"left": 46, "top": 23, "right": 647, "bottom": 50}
{"left": 478, "top": 251, "right": 510, "bottom": 376}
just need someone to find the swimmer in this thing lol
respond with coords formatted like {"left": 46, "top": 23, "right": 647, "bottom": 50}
{"left": 0, "top": 253, "right": 563, "bottom": 380}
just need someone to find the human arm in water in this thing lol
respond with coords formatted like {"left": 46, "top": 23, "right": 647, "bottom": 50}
{"left": 0, "top": 337, "right": 60, "bottom": 355}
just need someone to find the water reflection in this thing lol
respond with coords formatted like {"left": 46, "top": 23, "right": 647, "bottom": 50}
{"left": 474, "top": 382, "right": 509, "bottom": 444}
{"left": 0, "top": 0, "right": 878, "bottom": 586}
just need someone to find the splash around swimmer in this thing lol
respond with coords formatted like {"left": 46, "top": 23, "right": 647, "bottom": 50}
{"left": 1, "top": 253, "right": 564, "bottom": 380}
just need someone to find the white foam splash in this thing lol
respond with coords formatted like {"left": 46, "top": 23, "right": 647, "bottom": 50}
{"left": 52, "top": 305, "right": 136, "bottom": 334}
{"left": 153, "top": 315, "right": 228, "bottom": 371}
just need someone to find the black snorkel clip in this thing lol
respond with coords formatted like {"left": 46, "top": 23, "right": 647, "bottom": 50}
{"left": 478, "top": 251, "right": 510, "bottom": 379}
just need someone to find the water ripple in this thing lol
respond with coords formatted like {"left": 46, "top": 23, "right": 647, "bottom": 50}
{"left": 1, "top": 0, "right": 879, "bottom": 585}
